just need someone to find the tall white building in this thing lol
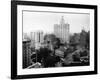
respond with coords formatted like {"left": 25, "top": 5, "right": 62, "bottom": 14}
{"left": 30, "top": 31, "right": 44, "bottom": 43}
{"left": 35, "top": 31, "right": 44, "bottom": 43}
{"left": 54, "top": 16, "right": 70, "bottom": 43}
{"left": 30, "top": 31, "right": 44, "bottom": 49}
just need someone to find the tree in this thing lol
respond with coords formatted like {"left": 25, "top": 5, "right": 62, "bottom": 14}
{"left": 44, "top": 34, "right": 57, "bottom": 43}
{"left": 44, "top": 34, "right": 61, "bottom": 49}
{"left": 70, "top": 33, "right": 80, "bottom": 44}
{"left": 53, "top": 38, "right": 61, "bottom": 49}
{"left": 80, "top": 30, "right": 89, "bottom": 48}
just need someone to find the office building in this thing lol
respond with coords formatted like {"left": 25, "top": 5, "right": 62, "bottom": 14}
{"left": 23, "top": 40, "right": 31, "bottom": 69}
{"left": 54, "top": 16, "right": 70, "bottom": 43}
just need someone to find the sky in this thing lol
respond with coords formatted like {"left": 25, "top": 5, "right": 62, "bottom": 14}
{"left": 23, "top": 11, "right": 90, "bottom": 34}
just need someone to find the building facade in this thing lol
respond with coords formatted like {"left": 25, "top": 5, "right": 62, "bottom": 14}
{"left": 30, "top": 31, "right": 44, "bottom": 43}
{"left": 54, "top": 16, "right": 70, "bottom": 43}
{"left": 30, "top": 31, "right": 44, "bottom": 49}
{"left": 23, "top": 40, "right": 32, "bottom": 69}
